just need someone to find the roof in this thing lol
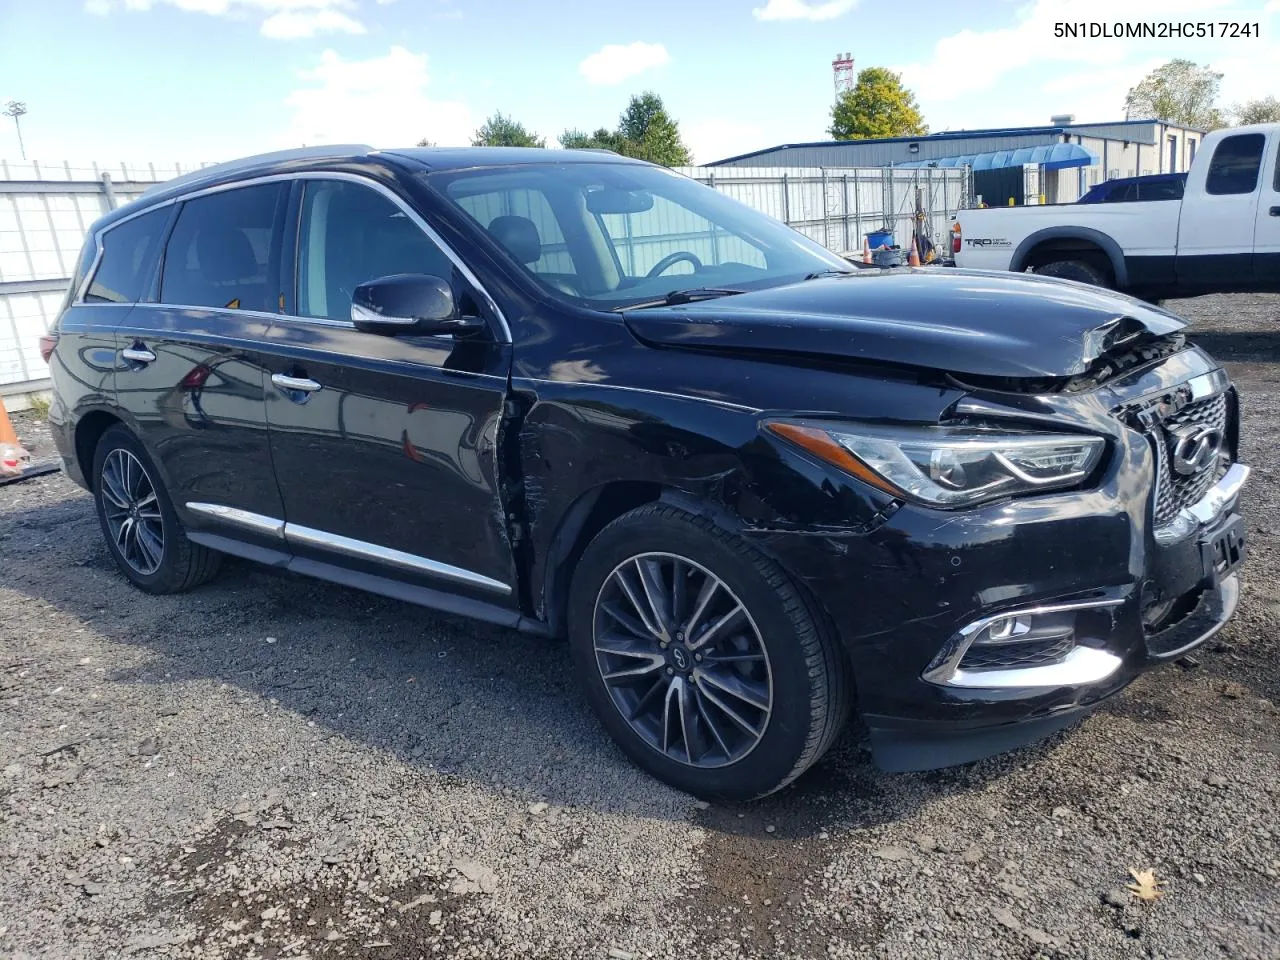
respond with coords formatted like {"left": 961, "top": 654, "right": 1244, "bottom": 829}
{"left": 391, "top": 146, "right": 642, "bottom": 170}
{"left": 707, "top": 118, "right": 1197, "bottom": 166}
{"left": 894, "top": 142, "right": 1100, "bottom": 172}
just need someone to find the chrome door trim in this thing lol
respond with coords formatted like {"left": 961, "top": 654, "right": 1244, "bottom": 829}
{"left": 185, "top": 502, "right": 285, "bottom": 538}
{"left": 284, "top": 523, "right": 511, "bottom": 594}
{"left": 184, "top": 503, "right": 511, "bottom": 594}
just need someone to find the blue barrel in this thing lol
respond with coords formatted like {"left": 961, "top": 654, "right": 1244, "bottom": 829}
{"left": 866, "top": 229, "right": 894, "bottom": 250}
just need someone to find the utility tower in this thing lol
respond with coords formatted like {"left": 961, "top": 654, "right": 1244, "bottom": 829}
{"left": 832, "top": 53, "right": 855, "bottom": 100}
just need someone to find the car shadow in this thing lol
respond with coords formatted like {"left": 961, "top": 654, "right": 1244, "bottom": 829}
{"left": 3, "top": 492, "right": 1059, "bottom": 835}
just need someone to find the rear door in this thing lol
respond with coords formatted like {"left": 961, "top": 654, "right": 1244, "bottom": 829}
{"left": 1254, "top": 132, "right": 1280, "bottom": 288}
{"left": 1176, "top": 132, "right": 1266, "bottom": 291}
{"left": 262, "top": 175, "right": 517, "bottom": 601}
{"left": 114, "top": 181, "right": 289, "bottom": 548}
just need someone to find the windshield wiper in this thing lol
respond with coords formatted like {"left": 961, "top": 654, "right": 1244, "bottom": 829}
{"left": 614, "top": 287, "right": 746, "bottom": 311}
{"left": 803, "top": 268, "right": 857, "bottom": 280}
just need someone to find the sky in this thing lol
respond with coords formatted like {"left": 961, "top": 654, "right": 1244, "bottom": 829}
{"left": 1, "top": 0, "right": 1278, "bottom": 167}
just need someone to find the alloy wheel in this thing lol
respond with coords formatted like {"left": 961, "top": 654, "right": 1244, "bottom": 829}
{"left": 100, "top": 448, "right": 165, "bottom": 575}
{"left": 592, "top": 552, "right": 773, "bottom": 768}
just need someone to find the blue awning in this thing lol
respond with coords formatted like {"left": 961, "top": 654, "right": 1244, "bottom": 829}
{"left": 896, "top": 143, "right": 1099, "bottom": 171}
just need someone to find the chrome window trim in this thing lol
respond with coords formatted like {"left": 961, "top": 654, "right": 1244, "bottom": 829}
{"left": 185, "top": 502, "right": 510, "bottom": 595}
{"left": 923, "top": 597, "right": 1126, "bottom": 689}
{"left": 75, "top": 171, "right": 512, "bottom": 345}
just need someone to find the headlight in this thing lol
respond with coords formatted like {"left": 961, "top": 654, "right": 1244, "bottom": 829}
{"left": 766, "top": 420, "right": 1106, "bottom": 508}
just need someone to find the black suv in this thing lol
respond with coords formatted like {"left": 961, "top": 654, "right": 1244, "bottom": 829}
{"left": 46, "top": 146, "right": 1248, "bottom": 800}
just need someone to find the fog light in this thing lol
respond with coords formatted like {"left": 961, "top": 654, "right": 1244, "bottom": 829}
{"left": 982, "top": 615, "right": 1032, "bottom": 643}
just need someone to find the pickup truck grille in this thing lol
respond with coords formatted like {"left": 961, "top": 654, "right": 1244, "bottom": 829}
{"left": 1150, "top": 392, "right": 1230, "bottom": 527}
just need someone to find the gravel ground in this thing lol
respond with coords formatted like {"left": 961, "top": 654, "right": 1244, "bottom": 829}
{"left": 2, "top": 294, "right": 1278, "bottom": 960}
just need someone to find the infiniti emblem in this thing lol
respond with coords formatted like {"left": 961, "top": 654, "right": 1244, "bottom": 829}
{"left": 1169, "top": 423, "right": 1223, "bottom": 476}
{"left": 671, "top": 647, "right": 689, "bottom": 671}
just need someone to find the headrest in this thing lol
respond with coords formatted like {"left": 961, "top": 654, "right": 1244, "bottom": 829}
{"left": 487, "top": 215, "right": 542, "bottom": 265}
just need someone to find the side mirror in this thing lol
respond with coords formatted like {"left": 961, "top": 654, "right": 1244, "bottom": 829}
{"left": 350, "top": 274, "right": 485, "bottom": 336}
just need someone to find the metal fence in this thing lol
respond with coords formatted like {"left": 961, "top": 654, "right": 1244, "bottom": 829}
{"left": 675, "top": 165, "right": 970, "bottom": 258}
{"left": 0, "top": 159, "right": 970, "bottom": 397}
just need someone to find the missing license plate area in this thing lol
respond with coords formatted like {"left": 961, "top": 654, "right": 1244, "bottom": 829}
{"left": 1202, "top": 517, "right": 1246, "bottom": 583}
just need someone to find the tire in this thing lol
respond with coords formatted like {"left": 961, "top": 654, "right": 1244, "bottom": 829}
{"left": 1033, "top": 259, "right": 1109, "bottom": 287}
{"left": 91, "top": 424, "right": 221, "bottom": 594}
{"left": 567, "top": 502, "right": 852, "bottom": 801}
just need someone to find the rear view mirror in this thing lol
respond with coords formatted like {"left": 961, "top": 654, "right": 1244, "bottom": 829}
{"left": 584, "top": 186, "right": 654, "bottom": 215}
{"left": 351, "top": 274, "right": 484, "bottom": 336}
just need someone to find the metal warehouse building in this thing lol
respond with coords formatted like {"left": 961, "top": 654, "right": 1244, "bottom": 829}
{"left": 709, "top": 117, "right": 1204, "bottom": 206}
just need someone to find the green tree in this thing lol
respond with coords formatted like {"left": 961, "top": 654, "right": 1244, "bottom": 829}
{"left": 559, "top": 127, "right": 627, "bottom": 152}
{"left": 416, "top": 137, "right": 436, "bottom": 147}
{"left": 559, "top": 92, "right": 693, "bottom": 166}
{"left": 616, "top": 92, "right": 692, "bottom": 165}
{"left": 470, "top": 112, "right": 545, "bottom": 148}
{"left": 1232, "top": 96, "right": 1280, "bottom": 125}
{"left": 1124, "top": 60, "right": 1225, "bottom": 129}
{"left": 828, "top": 67, "right": 927, "bottom": 141}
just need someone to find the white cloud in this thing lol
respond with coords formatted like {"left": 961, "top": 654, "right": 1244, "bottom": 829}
{"left": 578, "top": 42, "right": 670, "bottom": 86}
{"left": 752, "top": 0, "right": 857, "bottom": 21}
{"left": 683, "top": 118, "right": 767, "bottom": 165}
{"left": 84, "top": 0, "right": 366, "bottom": 37}
{"left": 280, "top": 46, "right": 473, "bottom": 149}
{"left": 897, "top": 0, "right": 1279, "bottom": 129}
{"left": 260, "top": 8, "right": 364, "bottom": 37}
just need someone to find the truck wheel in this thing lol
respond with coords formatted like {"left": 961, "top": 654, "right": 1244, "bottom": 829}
{"left": 1033, "top": 259, "right": 1109, "bottom": 288}
{"left": 92, "top": 424, "right": 222, "bottom": 594}
{"left": 567, "top": 503, "right": 851, "bottom": 801}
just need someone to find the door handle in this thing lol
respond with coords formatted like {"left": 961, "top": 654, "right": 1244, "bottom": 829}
{"left": 1270, "top": 206, "right": 1280, "bottom": 217}
{"left": 121, "top": 346, "right": 156, "bottom": 364}
{"left": 272, "top": 372, "right": 322, "bottom": 393}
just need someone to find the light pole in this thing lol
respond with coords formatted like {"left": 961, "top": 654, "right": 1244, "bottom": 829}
{"left": 3, "top": 101, "right": 28, "bottom": 160}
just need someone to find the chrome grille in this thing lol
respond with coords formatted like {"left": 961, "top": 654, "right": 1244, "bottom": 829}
{"left": 1151, "top": 392, "right": 1229, "bottom": 527}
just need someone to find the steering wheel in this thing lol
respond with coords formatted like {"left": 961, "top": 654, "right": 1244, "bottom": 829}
{"left": 646, "top": 251, "right": 703, "bottom": 279}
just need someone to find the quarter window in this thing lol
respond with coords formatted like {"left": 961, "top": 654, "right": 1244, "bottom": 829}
{"left": 84, "top": 208, "right": 168, "bottom": 304}
{"left": 160, "top": 183, "right": 287, "bottom": 311}
{"left": 297, "top": 180, "right": 455, "bottom": 323}
{"left": 1205, "top": 134, "right": 1265, "bottom": 196}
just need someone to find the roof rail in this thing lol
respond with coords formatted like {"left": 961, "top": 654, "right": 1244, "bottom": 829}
{"left": 141, "top": 144, "right": 375, "bottom": 196}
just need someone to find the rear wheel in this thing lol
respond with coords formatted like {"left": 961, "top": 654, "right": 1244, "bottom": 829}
{"left": 1033, "top": 258, "right": 1109, "bottom": 287}
{"left": 92, "top": 425, "right": 221, "bottom": 594}
{"left": 567, "top": 503, "right": 851, "bottom": 801}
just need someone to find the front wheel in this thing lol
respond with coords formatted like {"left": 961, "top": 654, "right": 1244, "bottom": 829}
{"left": 567, "top": 503, "right": 851, "bottom": 801}
{"left": 91, "top": 424, "right": 221, "bottom": 594}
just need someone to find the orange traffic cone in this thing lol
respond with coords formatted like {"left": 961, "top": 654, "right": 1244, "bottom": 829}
{"left": 862, "top": 237, "right": 873, "bottom": 264}
{"left": 908, "top": 238, "right": 921, "bottom": 267}
{"left": 0, "top": 395, "right": 30, "bottom": 478}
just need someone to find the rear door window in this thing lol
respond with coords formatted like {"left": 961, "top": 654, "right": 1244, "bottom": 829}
{"left": 1205, "top": 134, "right": 1265, "bottom": 196}
{"left": 84, "top": 208, "right": 169, "bottom": 304}
{"left": 159, "top": 183, "right": 287, "bottom": 311}
{"left": 1103, "top": 182, "right": 1137, "bottom": 203}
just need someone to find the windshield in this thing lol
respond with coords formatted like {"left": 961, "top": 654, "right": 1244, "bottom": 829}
{"left": 424, "top": 162, "right": 852, "bottom": 310}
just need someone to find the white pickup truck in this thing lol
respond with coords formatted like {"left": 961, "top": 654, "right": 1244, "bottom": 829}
{"left": 952, "top": 123, "right": 1280, "bottom": 300}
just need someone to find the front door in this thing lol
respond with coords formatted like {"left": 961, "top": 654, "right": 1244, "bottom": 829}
{"left": 1176, "top": 131, "right": 1266, "bottom": 291}
{"left": 114, "top": 181, "right": 289, "bottom": 546}
{"left": 263, "top": 176, "right": 517, "bottom": 600}
{"left": 1254, "top": 133, "right": 1280, "bottom": 288}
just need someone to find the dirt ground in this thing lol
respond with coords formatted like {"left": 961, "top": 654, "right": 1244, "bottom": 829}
{"left": 1, "top": 294, "right": 1278, "bottom": 960}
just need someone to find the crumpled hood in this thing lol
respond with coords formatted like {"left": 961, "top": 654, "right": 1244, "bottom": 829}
{"left": 621, "top": 268, "right": 1186, "bottom": 379}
